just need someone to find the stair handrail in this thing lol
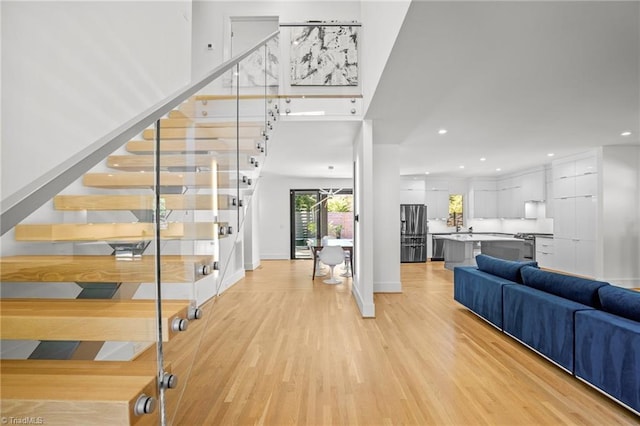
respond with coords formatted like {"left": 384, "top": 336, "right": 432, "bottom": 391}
{"left": 0, "top": 30, "right": 279, "bottom": 236}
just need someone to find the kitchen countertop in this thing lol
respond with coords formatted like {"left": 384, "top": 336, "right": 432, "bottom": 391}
{"left": 434, "top": 234, "right": 523, "bottom": 242}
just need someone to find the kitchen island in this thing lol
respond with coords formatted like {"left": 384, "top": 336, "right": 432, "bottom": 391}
{"left": 435, "top": 234, "right": 526, "bottom": 270}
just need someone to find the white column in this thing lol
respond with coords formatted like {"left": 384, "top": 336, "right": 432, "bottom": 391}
{"left": 373, "top": 144, "right": 401, "bottom": 292}
{"left": 243, "top": 196, "right": 261, "bottom": 271}
{"left": 352, "top": 120, "right": 375, "bottom": 317}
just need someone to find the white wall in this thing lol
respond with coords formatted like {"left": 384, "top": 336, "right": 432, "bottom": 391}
{"left": 359, "top": 0, "right": 411, "bottom": 114}
{"left": 1, "top": 1, "right": 192, "bottom": 198}
{"left": 257, "top": 174, "right": 352, "bottom": 259}
{"left": 599, "top": 145, "right": 640, "bottom": 287}
{"left": 191, "top": 0, "right": 361, "bottom": 80}
{"left": 373, "top": 144, "right": 401, "bottom": 292}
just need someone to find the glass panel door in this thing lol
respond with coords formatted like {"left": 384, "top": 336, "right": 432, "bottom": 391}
{"left": 290, "top": 190, "right": 320, "bottom": 259}
{"left": 290, "top": 189, "right": 354, "bottom": 259}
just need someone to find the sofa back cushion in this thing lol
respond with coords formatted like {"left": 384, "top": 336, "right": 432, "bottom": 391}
{"left": 475, "top": 254, "right": 538, "bottom": 284}
{"left": 598, "top": 285, "right": 640, "bottom": 322}
{"left": 520, "top": 266, "right": 608, "bottom": 308}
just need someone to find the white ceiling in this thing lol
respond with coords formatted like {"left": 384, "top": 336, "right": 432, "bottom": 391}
{"left": 262, "top": 1, "right": 639, "bottom": 180}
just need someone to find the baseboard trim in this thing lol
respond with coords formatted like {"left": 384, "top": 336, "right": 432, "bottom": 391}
{"left": 374, "top": 281, "right": 402, "bottom": 293}
{"left": 260, "top": 253, "right": 290, "bottom": 260}
{"left": 351, "top": 278, "right": 375, "bottom": 318}
{"left": 599, "top": 277, "right": 640, "bottom": 289}
{"left": 245, "top": 260, "right": 261, "bottom": 271}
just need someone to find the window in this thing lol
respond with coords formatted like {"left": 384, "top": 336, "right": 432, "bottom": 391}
{"left": 447, "top": 194, "right": 463, "bottom": 228}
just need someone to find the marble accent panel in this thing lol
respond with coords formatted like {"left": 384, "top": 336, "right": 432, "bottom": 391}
{"left": 290, "top": 26, "right": 358, "bottom": 86}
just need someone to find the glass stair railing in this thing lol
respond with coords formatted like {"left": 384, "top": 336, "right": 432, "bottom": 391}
{"left": 0, "top": 32, "right": 279, "bottom": 426}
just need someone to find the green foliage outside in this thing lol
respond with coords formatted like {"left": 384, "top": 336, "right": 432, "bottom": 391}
{"left": 327, "top": 196, "right": 352, "bottom": 212}
{"left": 447, "top": 194, "right": 464, "bottom": 227}
{"left": 295, "top": 194, "right": 316, "bottom": 212}
{"left": 449, "top": 194, "right": 463, "bottom": 214}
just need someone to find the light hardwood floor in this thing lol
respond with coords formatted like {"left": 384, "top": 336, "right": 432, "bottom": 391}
{"left": 162, "top": 260, "right": 638, "bottom": 425}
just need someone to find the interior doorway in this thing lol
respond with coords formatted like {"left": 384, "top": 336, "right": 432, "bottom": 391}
{"left": 290, "top": 189, "right": 354, "bottom": 259}
{"left": 230, "top": 16, "right": 279, "bottom": 56}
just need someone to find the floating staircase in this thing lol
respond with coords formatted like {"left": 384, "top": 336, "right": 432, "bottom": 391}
{"left": 0, "top": 360, "right": 171, "bottom": 425}
{"left": 0, "top": 93, "right": 272, "bottom": 424}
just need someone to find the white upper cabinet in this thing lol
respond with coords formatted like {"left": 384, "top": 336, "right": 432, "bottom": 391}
{"left": 496, "top": 169, "right": 544, "bottom": 218}
{"left": 400, "top": 176, "right": 426, "bottom": 204}
{"left": 469, "top": 179, "right": 497, "bottom": 219}
{"left": 425, "top": 178, "right": 449, "bottom": 219}
{"left": 520, "top": 169, "right": 545, "bottom": 202}
{"left": 425, "top": 190, "right": 449, "bottom": 219}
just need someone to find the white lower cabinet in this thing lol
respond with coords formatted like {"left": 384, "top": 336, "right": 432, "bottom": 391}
{"left": 554, "top": 238, "right": 595, "bottom": 278}
{"left": 535, "top": 237, "right": 554, "bottom": 269}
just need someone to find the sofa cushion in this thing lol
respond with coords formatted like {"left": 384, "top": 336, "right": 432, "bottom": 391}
{"left": 520, "top": 266, "right": 608, "bottom": 308}
{"left": 575, "top": 310, "right": 640, "bottom": 412}
{"left": 598, "top": 285, "right": 640, "bottom": 322}
{"left": 503, "top": 284, "right": 593, "bottom": 372}
{"left": 475, "top": 254, "right": 538, "bottom": 284}
{"left": 454, "top": 266, "right": 515, "bottom": 329}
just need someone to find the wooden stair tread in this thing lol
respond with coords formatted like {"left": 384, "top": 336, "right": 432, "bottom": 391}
{"left": 143, "top": 127, "right": 262, "bottom": 140}
{"left": 14, "top": 222, "right": 228, "bottom": 242}
{"left": 1, "top": 373, "right": 154, "bottom": 400}
{"left": 82, "top": 171, "right": 248, "bottom": 189}
{"left": 1, "top": 373, "right": 157, "bottom": 425}
{"left": 54, "top": 194, "right": 234, "bottom": 211}
{"left": 126, "top": 139, "right": 261, "bottom": 154}
{"left": 0, "top": 255, "right": 214, "bottom": 283}
{"left": 0, "top": 359, "right": 163, "bottom": 376}
{"left": 106, "top": 154, "right": 254, "bottom": 171}
{"left": 0, "top": 298, "right": 190, "bottom": 342}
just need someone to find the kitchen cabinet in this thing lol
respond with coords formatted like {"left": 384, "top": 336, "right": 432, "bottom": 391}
{"left": 552, "top": 152, "right": 597, "bottom": 278}
{"left": 520, "top": 169, "right": 545, "bottom": 201}
{"left": 545, "top": 167, "right": 554, "bottom": 218}
{"left": 469, "top": 179, "right": 497, "bottom": 219}
{"left": 425, "top": 190, "right": 449, "bottom": 219}
{"left": 473, "top": 190, "right": 498, "bottom": 218}
{"left": 400, "top": 177, "right": 425, "bottom": 204}
{"left": 425, "top": 178, "right": 449, "bottom": 220}
{"left": 555, "top": 239, "right": 595, "bottom": 277}
{"left": 497, "top": 178, "right": 523, "bottom": 218}
{"left": 535, "top": 236, "right": 554, "bottom": 269}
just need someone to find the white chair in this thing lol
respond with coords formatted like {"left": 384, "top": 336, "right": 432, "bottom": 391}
{"left": 340, "top": 249, "right": 352, "bottom": 277}
{"left": 318, "top": 245, "right": 345, "bottom": 284}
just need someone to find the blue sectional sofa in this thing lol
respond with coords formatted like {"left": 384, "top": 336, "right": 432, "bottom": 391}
{"left": 453, "top": 254, "right": 640, "bottom": 415}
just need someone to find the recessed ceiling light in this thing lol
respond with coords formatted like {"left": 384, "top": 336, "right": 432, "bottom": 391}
{"left": 547, "top": 153, "right": 555, "bottom": 157}
{"left": 459, "top": 165, "right": 465, "bottom": 169}
{"left": 480, "top": 157, "right": 486, "bottom": 162}
{"left": 424, "top": 171, "right": 430, "bottom": 175}
{"left": 621, "top": 131, "right": 632, "bottom": 136}
{"left": 438, "top": 129, "right": 448, "bottom": 135}
{"left": 496, "top": 168, "right": 502, "bottom": 172}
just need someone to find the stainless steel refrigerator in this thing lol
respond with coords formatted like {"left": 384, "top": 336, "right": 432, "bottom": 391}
{"left": 400, "top": 204, "right": 428, "bottom": 262}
